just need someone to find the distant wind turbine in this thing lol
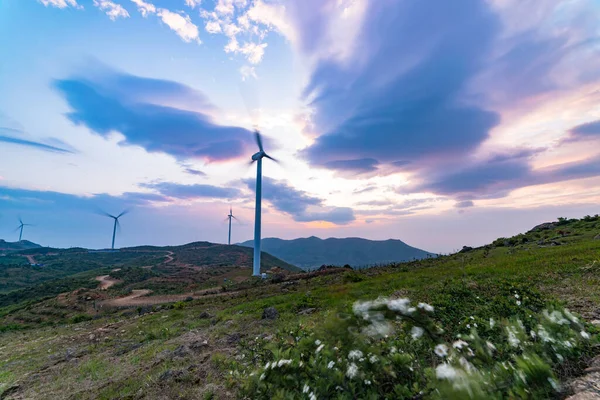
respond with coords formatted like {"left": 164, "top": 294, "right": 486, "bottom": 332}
{"left": 100, "top": 210, "right": 128, "bottom": 250}
{"left": 16, "top": 218, "right": 32, "bottom": 241}
{"left": 226, "top": 206, "right": 238, "bottom": 245}
{"left": 250, "top": 130, "right": 278, "bottom": 276}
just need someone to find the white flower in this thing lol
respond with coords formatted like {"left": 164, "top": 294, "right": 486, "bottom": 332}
{"left": 564, "top": 309, "right": 579, "bottom": 323}
{"left": 469, "top": 316, "right": 475, "bottom": 320}
{"left": 277, "top": 359, "right": 292, "bottom": 367}
{"left": 489, "top": 318, "right": 495, "bottom": 328}
{"left": 346, "top": 363, "right": 359, "bottom": 379}
{"left": 537, "top": 325, "right": 554, "bottom": 343}
{"left": 466, "top": 324, "right": 471, "bottom": 329}
{"left": 581, "top": 330, "right": 591, "bottom": 339}
{"left": 264, "top": 362, "right": 271, "bottom": 369}
{"left": 309, "top": 392, "right": 317, "bottom": 400}
{"left": 434, "top": 344, "right": 448, "bottom": 357}
{"left": 387, "top": 298, "right": 412, "bottom": 314}
{"left": 390, "top": 346, "right": 397, "bottom": 354}
{"left": 369, "top": 354, "right": 379, "bottom": 363}
{"left": 348, "top": 350, "right": 363, "bottom": 360}
{"left": 486, "top": 341, "right": 496, "bottom": 351}
{"left": 303, "top": 384, "right": 310, "bottom": 393}
{"left": 530, "top": 330, "right": 537, "bottom": 339}
{"left": 516, "top": 300, "right": 521, "bottom": 306}
{"left": 315, "top": 339, "right": 321, "bottom": 346}
{"left": 316, "top": 344, "right": 324, "bottom": 353}
{"left": 260, "top": 373, "right": 266, "bottom": 380}
{"left": 507, "top": 328, "right": 520, "bottom": 348}
{"left": 418, "top": 302, "right": 434, "bottom": 312}
{"left": 436, "top": 363, "right": 459, "bottom": 380}
{"left": 364, "top": 380, "right": 372, "bottom": 385}
{"left": 514, "top": 293, "right": 520, "bottom": 299}
{"left": 453, "top": 340, "right": 468, "bottom": 349}
{"left": 327, "top": 361, "right": 335, "bottom": 369}
{"left": 411, "top": 326, "right": 424, "bottom": 339}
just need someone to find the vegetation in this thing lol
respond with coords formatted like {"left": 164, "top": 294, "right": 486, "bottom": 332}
{"left": 0, "top": 216, "right": 598, "bottom": 399}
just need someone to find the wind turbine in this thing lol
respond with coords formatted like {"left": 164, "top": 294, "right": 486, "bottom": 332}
{"left": 16, "top": 218, "right": 32, "bottom": 241}
{"left": 226, "top": 206, "right": 238, "bottom": 245}
{"left": 101, "top": 210, "right": 128, "bottom": 250}
{"left": 250, "top": 130, "right": 277, "bottom": 276}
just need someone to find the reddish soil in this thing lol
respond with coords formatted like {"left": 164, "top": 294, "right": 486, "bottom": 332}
{"left": 95, "top": 275, "right": 121, "bottom": 290}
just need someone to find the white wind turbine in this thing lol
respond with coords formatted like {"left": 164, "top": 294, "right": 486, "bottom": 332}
{"left": 249, "top": 130, "right": 277, "bottom": 276}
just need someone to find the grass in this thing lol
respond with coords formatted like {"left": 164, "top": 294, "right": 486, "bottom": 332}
{"left": 0, "top": 216, "right": 598, "bottom": 398}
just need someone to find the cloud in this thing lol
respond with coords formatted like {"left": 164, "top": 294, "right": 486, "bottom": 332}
{"left": 184, "top": 168, "right": 206, "bottom": 177}
{"left": 299, "top": 0, "right": 501, "bottom": 175}
{"left": 128, "top": 0, "right": 201, "bottom": 43}
{"left": 130, "top": 0, "right": 156, "bottom": 17}
{"left": 0, "top": 135, "right": 74, "bottom": 154}
{"left": 455, "top": 200, "right": 474, "bottom": 208}
{"left": 322, "top": 158, "right": 379, "bottom": 174}
{"left": 184, "top": 0, "right": 202, "bottom": 9}
{"left": 225, "top": 40, "right": 268, "bottom": 64}
{"left": 240, "top": 65, "right": 257, "bottom": 81}
{"left": 205, "top": 20, "right": 222, "bottom": 34}
{"left": 243, "top": 177, "right": 355, "bottom": 224}
{"left": 0, "top": 124, "right": 75, "bottom": 154}
{"left": 53, "top": 63, "right": 254, "bottom": 162}
{"left": 246, "top": 0, "right": 296, "bottom": 43}
{"left": 93, "top": 0, "right": 129, "bottom": 20}
{"left": 140, "top": 182, "right": 241, "bottom": 199}
{"left": 38, "top": 0, "right": 81, "bottom": 9}
{"left": 156, "top": 9, "right": 201, "bottom": 43}
{"left": 567, "top": 120, "right": 600, "bottom": 142}
{"left": 413, "top": 150, "right": 600, "bottom": 199}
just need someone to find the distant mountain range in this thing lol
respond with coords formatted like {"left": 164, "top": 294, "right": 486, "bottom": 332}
{"left": 0, "top": 240, "right": 42, "bottom": 251}
{"left": 238, "top": 237, "right": 436, "bottom": 269}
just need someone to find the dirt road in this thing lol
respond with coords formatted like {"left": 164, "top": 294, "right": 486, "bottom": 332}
{"left": 95, "top": 275, "right": 121, "bottom": 290}
{"left": 25, "top": 255, "right": 36, "bottom": 264}
{"left": 164, "top": 251, "right": 174, "bottom": 264}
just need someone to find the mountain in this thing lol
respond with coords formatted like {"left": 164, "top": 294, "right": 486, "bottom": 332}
{"left": 238, "top": 236, "right": 436, "bottom": 269}
{"left": 0, "top": 239, "right": 43, "bottom": 251}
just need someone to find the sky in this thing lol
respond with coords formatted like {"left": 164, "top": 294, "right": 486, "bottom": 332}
{"left": 0, "top": 0, "right": 599, "bottom": 253}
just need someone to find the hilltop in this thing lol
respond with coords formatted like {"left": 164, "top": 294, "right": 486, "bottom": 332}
{"left": 0, "top": 215, "right": 599, "bottom": 399}
{"left": 239, "top": 236, "right": 435, "bottom": 269}
{"left": 0, "top": 239, "right": 42, "bottom": 251}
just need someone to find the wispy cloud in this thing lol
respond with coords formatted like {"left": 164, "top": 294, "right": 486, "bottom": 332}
{"left": 38, "top": 0, "right": 81, "bottom": 9}
{"left": 0, "top": 135, "right": 74, "bottom": 154}
{"left": 93, "top": 0, "right": 129, "bottom": 20}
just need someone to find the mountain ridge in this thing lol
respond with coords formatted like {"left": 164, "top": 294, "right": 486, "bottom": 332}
{"left": 238, "top": 236, "right": 436, "bottom": 269}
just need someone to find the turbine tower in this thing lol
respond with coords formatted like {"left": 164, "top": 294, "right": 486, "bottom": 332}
{"left": 250, "top": 130, "right": 277, "bottom": 276}
{"left": 16, "top": 218, "right": 31, "bottom": 241}
{"left": 226, "top": 207, "right": 238, "bottom": 245}
{"left": 101, "top": 210, "right": 128, "bottom": 250}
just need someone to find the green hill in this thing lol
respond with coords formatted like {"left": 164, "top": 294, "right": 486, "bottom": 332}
{"left": 0, "top": 239, "right": 42, "bottom": 251}
{"left": 0, "top": 215, "right": 599, "bottom": 399}
{"left": 239, "top": 236, "right": 435, "bottom": 269}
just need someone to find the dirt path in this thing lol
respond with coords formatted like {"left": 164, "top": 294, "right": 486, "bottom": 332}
{"left": 164, "top": 251, "right": 174, "bottom": 264}
{"left": 95, "top": 275, "right": 121, "bottom": 290}
{"left": 25, "top": 255, "right": 36, "bottom": 264}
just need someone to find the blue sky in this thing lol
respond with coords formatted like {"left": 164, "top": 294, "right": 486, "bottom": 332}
{"left": 1, "top": 0, "right": 599, "bottom": 252}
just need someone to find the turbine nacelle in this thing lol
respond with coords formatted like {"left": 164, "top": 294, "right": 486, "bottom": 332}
{"left": 252, "top": 151, "right": 264, "bottom": 161}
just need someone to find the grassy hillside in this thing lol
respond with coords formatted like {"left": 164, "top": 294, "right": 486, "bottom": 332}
{"left": 239, "top": 236, "right": 435, "bottom": 269}
{"left": 0, "top": 216, "right": 599, "bottom": 399}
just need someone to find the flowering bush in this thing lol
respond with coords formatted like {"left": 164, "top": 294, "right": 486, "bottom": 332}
{"left": 232, "top": 293, "right": 595, "bottom": 399}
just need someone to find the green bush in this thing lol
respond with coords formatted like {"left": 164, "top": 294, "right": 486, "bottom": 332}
{"left": 233, "top": 295, "right": 594, "bottom": 399}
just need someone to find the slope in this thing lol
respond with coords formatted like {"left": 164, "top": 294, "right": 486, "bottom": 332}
{"left": 0, "top": 240, "right": 42, "bottom": 251}
{"left": 239, "top": 236, "right": 435, "bottom": 269}
{"left": 1, "top": 216, "right": 599, "bottom": 399}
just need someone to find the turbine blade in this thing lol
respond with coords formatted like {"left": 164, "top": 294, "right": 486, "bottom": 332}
{"left": 95, "top": 208, "right": 115, "bottom": 218}
{"left": 117, "top": 209, "right": 130, "bottom": 218}
{"left": 19, "top": 217, "right": 23, "bottom": 225}
{"left": 116, "top": 218, "right": 122, "bottom": 233}
{"left": 264, "top": 153, "right": 278, "bottom": 163}
{"left": 255, "top": 130, "right": 264, "bottom": 152}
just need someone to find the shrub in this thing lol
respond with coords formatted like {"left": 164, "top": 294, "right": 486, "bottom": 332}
{"left": 233, "top": 295, "right": 594, "bottom": 399}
